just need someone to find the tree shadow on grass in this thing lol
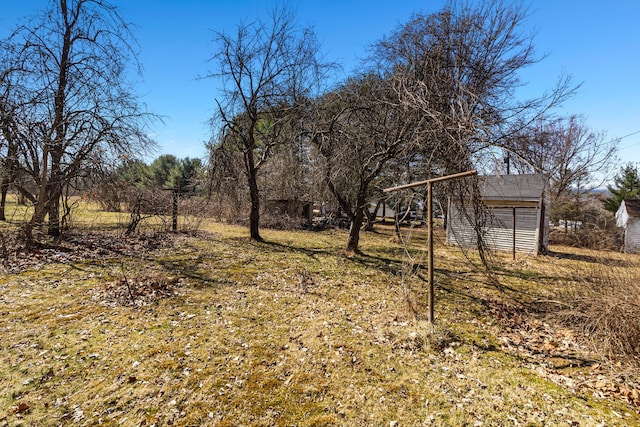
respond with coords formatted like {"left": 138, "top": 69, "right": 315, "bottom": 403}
{"left": 547, "top": 249, "right": 634, "bottom": 267}
{"left": 254, "top": 239, "right": 335, "bottom": 262}
{"left": 153, "top": 237, "right": 342, "bottom": 290}
{"left": 145, "top": 255, "right": 229, "bottom": 289}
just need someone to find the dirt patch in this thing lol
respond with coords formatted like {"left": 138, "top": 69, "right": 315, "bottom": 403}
{"left": 91, "top": 272, "right": 187, "bottom": 308}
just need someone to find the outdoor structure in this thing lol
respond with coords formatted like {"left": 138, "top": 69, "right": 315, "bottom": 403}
{"left": 615, "top": 199, "right": 640, "bottom": 254}
{"left": 446, "top": 174, "right": 550, "bottom": 256}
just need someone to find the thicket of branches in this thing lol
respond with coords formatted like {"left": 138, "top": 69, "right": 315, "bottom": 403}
{"left": 205, "top": 1, "right": 618, "bottom": 256}
{"left": 87, "top": 154, "right": 206, "bottom": 234}
{"left": 1, "top": 0, "right": 620, "bottom": 253}
{"left": 0, "top": 0, "right": 157, "bottom": 244}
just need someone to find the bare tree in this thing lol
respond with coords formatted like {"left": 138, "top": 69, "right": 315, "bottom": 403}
{"left": 0, "top": 37, "right": 30, "bottom": 220}
{"left": 363, "top": 0, "right": 577, "bottom": 267}
{"left": 505, "top": 116, "right": 618, "bottom": 243}
{"left": 508, "top": 115, "right": 617, "bottom": 205}
{"left": 311, "top": 73, "right": 421, "bottom": 254}
{"left": 310, "top": 0, "right": 574, "bottom": 255}
{"left": 206, "top": 7, "right": 327, "bottom": 241}
{"left": 375, "top": 1, "right": 576, "bottom": 171}
{"left": 2, "top": 0, "right": 156, "bottom": 244}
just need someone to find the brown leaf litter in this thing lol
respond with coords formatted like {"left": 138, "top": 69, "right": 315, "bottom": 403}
{"left": 488, "top": 299, "right": 640, "bottom": 408}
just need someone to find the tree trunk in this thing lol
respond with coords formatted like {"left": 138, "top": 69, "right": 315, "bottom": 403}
{"left": 172, "top": 190, "right": 178, "bottom": 232}
{"left": 47, "top": 195, "right": 61, "bottom": 236}
{"left": 324, "top": 173, "right": 366, "bottom": 255}
{"left": 246, "top": 151, "right": 262, "bottom": 241}
{"left": 364, "top": 200, "right": 381, "bottom": 231}
{"left": 46, "top": 0, "right": 70, "bottom": 238}
{"left": 248, "top": 175, "right": 261, "bottom": 240}
{"left": 25, "top": 203, "right": 47, "bottom": 249}
{"left": 0, "top": 180, "right": 8, "bottom": 221}
{"left": 47, "top": 156, "right": 62, "bottom": 236}
{"left": 25, "top": 142, "right": 50, "bottom": 247}
{"left": 345, "top": 208, "right": 364, "bottom": 255}
{"left": 394, "top": 213, "right": 402, "bottom": 240}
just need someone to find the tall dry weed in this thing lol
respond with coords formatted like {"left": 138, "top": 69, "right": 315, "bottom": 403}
{"left": 556, "top": 261, "right": 640, "bottom": 363}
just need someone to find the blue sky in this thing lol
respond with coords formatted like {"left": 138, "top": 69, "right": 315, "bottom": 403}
{"left": 2, "top": 1, "right": 639, "bottom": 171}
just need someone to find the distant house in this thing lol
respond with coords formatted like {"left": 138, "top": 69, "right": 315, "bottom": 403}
{"left": 615, "top": 199, "right": 640, "bottom": 254}
{"left": 447, "top": 174, "right": 550, "bottom": 255}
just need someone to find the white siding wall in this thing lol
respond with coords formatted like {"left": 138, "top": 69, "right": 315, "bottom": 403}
{"left": 625, "top": 218, "right": 640, "bottom": 254}
{"left": 447, "top": 206, "right": 540, "bottom": 254}
{"left": 616, "top": 201, "right": 629, "bottom": 228}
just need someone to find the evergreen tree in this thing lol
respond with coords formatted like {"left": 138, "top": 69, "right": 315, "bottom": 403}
{"left": 149, "top": 155, "right": 180, "bottom": 189}
{"left": 116, "top": 160, "right": 152, "bottom": 188}
{"left": 604, "top": 163, "right": 640, "bottom": 213}
{"left": 168, "top": 157, "right": 203, "bottom": 193}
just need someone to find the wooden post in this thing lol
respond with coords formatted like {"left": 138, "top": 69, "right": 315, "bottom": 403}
{"left": 384, "top": 169, "right": 477, "bottom": 324}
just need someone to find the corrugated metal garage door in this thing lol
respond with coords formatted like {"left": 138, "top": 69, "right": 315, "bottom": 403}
{"left": 447, "top": 206, "right": 539, "bottom": 254}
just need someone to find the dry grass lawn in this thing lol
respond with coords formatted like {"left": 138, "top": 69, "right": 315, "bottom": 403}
{"left": 1, "top": 199, "right": 640, "bottom": 426}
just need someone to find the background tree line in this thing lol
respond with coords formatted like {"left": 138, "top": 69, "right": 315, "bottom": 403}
{"left": 91, "top": 154, "right": 203, "bottom": 211}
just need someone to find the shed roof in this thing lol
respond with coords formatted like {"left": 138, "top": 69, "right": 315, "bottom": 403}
{"left": 479, "top": 174, "right": 548, "bottom": 202}
{"left": 622, "top": 199, "right": 640, "bottom": 217}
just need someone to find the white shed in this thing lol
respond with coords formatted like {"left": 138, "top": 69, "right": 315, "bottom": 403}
{"left": 447, "top": 174, "right": 550, "bottom": 255}
{"left": 615, "top": 199, "right": 640, "bottom": 254}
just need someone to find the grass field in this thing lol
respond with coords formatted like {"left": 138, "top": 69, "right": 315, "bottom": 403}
{"left": 1, "top": 198, "right": 639, "bottom": 426}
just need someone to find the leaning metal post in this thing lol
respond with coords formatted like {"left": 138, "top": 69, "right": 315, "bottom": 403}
{"left": 427, "top": 180, "right": 433, "bottom": 322}
{"left": 384, "top": 169, "right": 477, "bottom": 323}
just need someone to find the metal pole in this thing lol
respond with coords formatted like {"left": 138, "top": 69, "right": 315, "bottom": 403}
{"left": 427, "top": 180, "right": 434, "bottom": 323}
{"left": 512, "top": 207, "right": 516, "bottom": 260}
{"left": 383, "top": 169, "right": 477, "bottom": 324}
{"left": 172, "top": 190, "right": 178, "bottom": 232}
{"left": 383, "top": 170, "right": 478, "bottom": 193}
{"left": 507, "top": 152, "right": 514, "bottom": 260}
